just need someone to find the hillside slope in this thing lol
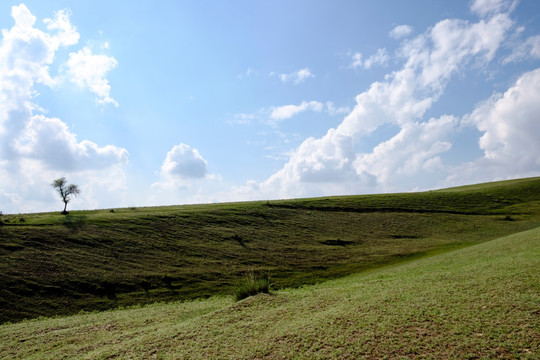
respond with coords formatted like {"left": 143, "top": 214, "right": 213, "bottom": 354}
{"left": 1, "top": 226, "right": 538, "bottom": 359}
{"left": 1, "top": 176, "right": 539, "bottom": 323}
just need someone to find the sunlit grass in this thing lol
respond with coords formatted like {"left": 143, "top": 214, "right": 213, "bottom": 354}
{"left": 1, "top": 226, "right": 537, "bottom": 359}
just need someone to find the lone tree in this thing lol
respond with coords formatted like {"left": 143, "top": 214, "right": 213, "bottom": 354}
{"left": 52, "top": 177, "right": 81, "bottom": 214}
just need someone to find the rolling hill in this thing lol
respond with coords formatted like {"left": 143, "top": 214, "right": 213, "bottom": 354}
{"left": 1, "top": 224, "right": 538, "bottom": 358}
{"left": 1, "top": 177, "right": 539, "bottom": 324}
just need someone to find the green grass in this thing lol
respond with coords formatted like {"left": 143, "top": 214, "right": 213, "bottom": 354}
{"left": 1, "top": 176, "right": 539, "bottom": 323}
{"left": 1, "top": 226, "right": 537, "bottom": 359}
{"left": 234, "top": 271, "right": 271, "bottom": 300}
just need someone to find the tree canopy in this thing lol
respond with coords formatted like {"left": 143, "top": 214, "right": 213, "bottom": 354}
{"left": 51, "top": 177, "right": 81, "bottom": 214}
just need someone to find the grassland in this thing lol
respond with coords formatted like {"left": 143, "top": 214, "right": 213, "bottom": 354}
{"left": 1, "top": 225, "right": 537, "bottom": 359}
{"left": 0, "top": 176, "right": 539, "bottom": 325}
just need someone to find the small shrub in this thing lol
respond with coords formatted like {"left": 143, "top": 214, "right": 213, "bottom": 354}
{"left": 234, "top": 271, "right": 271, "bottom": 301}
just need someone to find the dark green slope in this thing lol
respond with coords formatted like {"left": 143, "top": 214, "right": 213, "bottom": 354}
{"left": 1, "top": 177, "right": 539, "bottom": 323}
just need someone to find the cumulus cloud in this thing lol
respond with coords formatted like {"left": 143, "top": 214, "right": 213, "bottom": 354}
{"left": 276, "top": 68, "right": 314, "bottom": 84}
{"left": 66, "top": 47, "right": 118, "bottom": 106}
{"left": 389, "top": 24, "right": 413, "bottom": 39}
{"left": 0, "top": 4, "right": 127, "bottom": 213}
{"left": 354, "top": 116, "right": 457, "bottom": 185}
{"left": 15, "top": 115, "right": 128, "bottom": 171}
{"left": 150, "top": 143, "right": 213, "bottom": 200}
{"left": 440, "top": 69, "right": 540, "bottom": 187}
{"left": 160, "top": 143, "right": 208, "bottom": 179}
{"left": 392, "top": 12, "right": 513, "bottom": 104}
{"left": 243, "top": 3, "right": 518, "bottom": 200}
{"left": 43, "top": 8, "right": 79, "bottom": 47}
{"left": 465, "top": 67, "right": 540, "bottom": 172}
{"left": 0, "top": 5, "right": 60, "bottom": 96}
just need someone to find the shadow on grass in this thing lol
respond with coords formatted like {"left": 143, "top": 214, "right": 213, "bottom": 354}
{"left": 62, "top": 214, "right": 87, "bottom": 231}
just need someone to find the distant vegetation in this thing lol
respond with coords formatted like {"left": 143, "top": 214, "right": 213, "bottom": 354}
{"left": 0, "top": 177, "right": 539, "bottom": 324}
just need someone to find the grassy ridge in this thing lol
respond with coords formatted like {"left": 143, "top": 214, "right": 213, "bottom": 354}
{"left": 268, "top": 176, "right": 540, "bottom": 214}
{"left": 1, "top": 177, "right": 539, "bottom": 323}
{"left": 1, "top": 226, "right": 538, "bottom": 359}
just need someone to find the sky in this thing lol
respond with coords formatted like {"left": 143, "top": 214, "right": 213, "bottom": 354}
{"left": 1, "top": 0, "right": 540, "bottom": 213}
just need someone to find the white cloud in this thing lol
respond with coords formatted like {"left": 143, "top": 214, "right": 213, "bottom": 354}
{"left": 160, "top": 143, "right": 208, "bottom": 180}
{"left": 230, "top": 101, "right": 348, "bottom": 128}
{"left": 354, "top": 116, "right": 457, "bottom": 185}
{"left": 363, "top": 48, "right": 390, "bottom": 69}
{"left": 350, "top": 52, "right": 363, "bottom": 69}
{"left": 350, "top": 49, "right": 389, "bottom": 70}
{"left": 150, "top": 143, "right": 215, "bottom": 203}
{"left": 503, "top": 34, "right": 540, "bottom": 64}
{"left": 15, "top": 114, "right": 128, "bottom": 171}
{"left": 326, "top": 102, "right": 351, "bottom": 116}
{"left": 241, "top": 3, "right": 517, "bottom": 200}
{"left": 43, "top": 8, "right": 79, "bottom": 47}
{"left": 470, "top": 0, "right": 517, "bottom": 18}
{"left": 0, "top": 4, "right": 127, "bottom": 213}
{"left": 66, "top": 47, "right": 118, "bottom": 106}
{"left": 442, "top": 69, "right": 540, "bottom": 188}
{"left": 277, "top": 68, "right": 314, "bottom": 84}
{"left": 183, "top": 66, "right": 540, "bottom": 206}
{"left": 389, "top": 24, "right": 413, "bottom": 39}
{"left": 270, "top": 101, "right": 323, "bottom": 121}
{"left": 400, "top": 12, "right": 513, "bottom": 93}
{"left": 465, "top": 67, "right": 540, "bottom": 172}
{"left": 0, "top": 5, "right": 62, "bottom": 92}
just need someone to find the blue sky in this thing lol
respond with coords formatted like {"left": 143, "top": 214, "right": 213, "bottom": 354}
{"left": 1, "top": 0, "right": 539, "bottom": 213}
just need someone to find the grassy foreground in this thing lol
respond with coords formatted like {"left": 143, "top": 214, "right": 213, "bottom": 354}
{"left": 1, "top": 226, "right": 538, "bottom": 359}
{"left": 1, "top": 176, "right": 540, "bottom": 323}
